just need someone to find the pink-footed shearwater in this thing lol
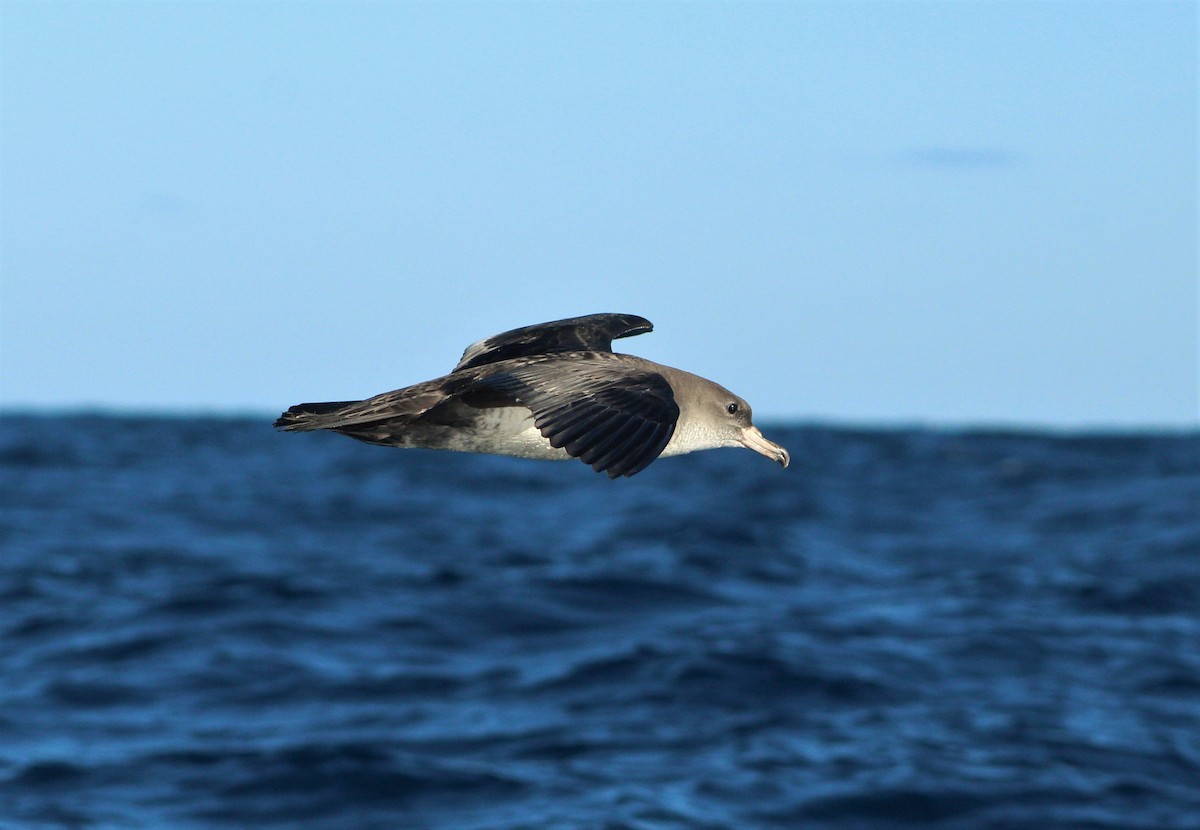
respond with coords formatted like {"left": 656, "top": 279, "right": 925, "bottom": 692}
{"left": 274, "top": 313, "right": 790, "bottom": 478}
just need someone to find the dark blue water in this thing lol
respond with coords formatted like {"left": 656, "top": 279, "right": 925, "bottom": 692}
{"left": 2, "top": 415, "right": 1198, "bottom": 829}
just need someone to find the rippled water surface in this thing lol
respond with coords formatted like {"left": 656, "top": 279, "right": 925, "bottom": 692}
{"left": 2, "top": 415, "right": 1198, "bottom": 828}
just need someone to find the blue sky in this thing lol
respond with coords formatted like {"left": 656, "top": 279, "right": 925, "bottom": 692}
{"left": 2, "top": 1, "right": 1195, "bottom": 427}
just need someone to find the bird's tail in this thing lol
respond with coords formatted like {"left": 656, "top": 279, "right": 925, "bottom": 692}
{"left": 273, "top": 400, "right": 359, "bottom": 431}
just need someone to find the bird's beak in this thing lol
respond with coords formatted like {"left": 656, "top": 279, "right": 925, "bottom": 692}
{"left": 740, "top": 425, "right": 790, "bottom": 468}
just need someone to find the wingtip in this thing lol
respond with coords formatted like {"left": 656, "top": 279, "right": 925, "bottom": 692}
{"left": 612, "top": 313, "right": 653, "bottom": 339}
{"left": 273, "top": 411, "right": 305, "bottom": 431}
{"left": 272, "top": 400, "right": 356, "bottom": 432}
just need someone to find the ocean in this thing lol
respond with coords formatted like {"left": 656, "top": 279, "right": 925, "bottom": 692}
{"left": 2, "top": 415, "right": 1198, "bottom": 829}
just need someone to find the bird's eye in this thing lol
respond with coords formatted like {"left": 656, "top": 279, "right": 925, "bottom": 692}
{"left": 726, "top": 402, "right": 739, "bottom": 415}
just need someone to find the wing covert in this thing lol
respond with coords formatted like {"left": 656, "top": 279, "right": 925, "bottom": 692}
{"left": 477, "top": 354, "right": 678, "bottom": 478}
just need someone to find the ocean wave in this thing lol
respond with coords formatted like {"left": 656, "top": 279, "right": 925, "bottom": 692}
{"left": 1, "top": 417, "right": 1197, "bottom": 828}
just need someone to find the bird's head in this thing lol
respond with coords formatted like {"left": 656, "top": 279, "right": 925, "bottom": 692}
{"left": 711, "top": 392, "right": 790, "bottom": 469}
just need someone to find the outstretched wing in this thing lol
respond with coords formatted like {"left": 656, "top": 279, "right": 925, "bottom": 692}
{"left": 477, "top": 352, "right": 678, "bottom": 478}
{"left": 454, "top": 313, "right": 653, "bottom": 372}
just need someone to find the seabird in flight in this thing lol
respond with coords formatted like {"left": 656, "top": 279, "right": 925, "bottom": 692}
{"left": 274, "top": 313, "right": 790, "bottom": 478}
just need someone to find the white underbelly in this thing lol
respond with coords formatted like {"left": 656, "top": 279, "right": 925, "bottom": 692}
{"left": 414, "top": 407, "right": 571, "bottom": 461}
{"left": 503, "top": 421, "right": 572, "bottom": 460}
